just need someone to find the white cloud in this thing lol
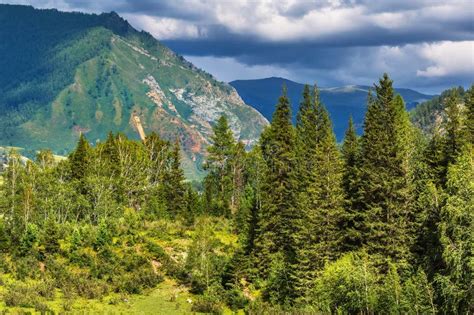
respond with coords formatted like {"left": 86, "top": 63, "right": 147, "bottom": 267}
{"left": 416, "top": 41, "right": 474, "bottom": 77}
{"left": 122, "top": 14, "right": 205, "bottom": 40}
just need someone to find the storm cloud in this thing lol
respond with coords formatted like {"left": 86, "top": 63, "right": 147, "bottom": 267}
{"left": 6, "top": 0, "right": 474, "bottom": 92}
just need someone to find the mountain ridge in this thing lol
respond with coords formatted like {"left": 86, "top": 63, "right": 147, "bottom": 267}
{"left": 0, "top": 4, "right": 268, "bottom": 179}
{"left": 230, "top": 77, "right": 434, "bottom": 139}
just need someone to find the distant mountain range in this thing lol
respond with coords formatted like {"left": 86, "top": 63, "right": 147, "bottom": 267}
{"left": 0, "top": 5, "right": 267, "bottom": 179}
{"left": 230, "top": 77, "right": 435, "bottom": 140}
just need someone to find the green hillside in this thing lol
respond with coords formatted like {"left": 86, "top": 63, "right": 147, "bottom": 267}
{"left": 0, "top": 5, "right": 267, "bottom": 180}
{"left": 410, "top": 86, "right": 467, "bottom": 134}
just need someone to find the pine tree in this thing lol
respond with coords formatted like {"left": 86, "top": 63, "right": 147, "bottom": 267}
{"left": 341, "top": 116, "right": 361, "bottom": 249}
{"left": 256, "top": 86, "right": 299, "bottom": 304}
{"left": 357, "top": 74, "right": 416, "bottom": 262}
{"left": 435, "top": 145, "right": 473, "bottom": 314}
{"left": 204, "top": 115, "right": 236, "bottom": 216}
{"left": 444, "top": 90, "right": 467, "bottom": 166}
{"left": 295, "top": 84, "right": 319, "bottom": 186}
{"left": 295, "top": 103, "right": 345, "bottom": 300}
{"left": 425, "top": 128, "right": 447, "bottom": 187}
{"left": 161, "top": 138, "right": 186, "bottom": 217}
{"left": 69, "top": 134, "right": 91, "bottom": 182}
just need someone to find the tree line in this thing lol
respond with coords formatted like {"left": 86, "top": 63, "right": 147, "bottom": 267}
{"left": 0, "top": 74, "right": 472, "bottom": 313}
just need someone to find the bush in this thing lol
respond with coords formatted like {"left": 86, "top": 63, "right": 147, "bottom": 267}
{"left": 73, "top": 277, "right": 109, "bottom": 299}
{"left": 36, "top": 278, "right": 56, "bottom": 300}
{"left": 225, "top": 288, "right": 249, "bottom": 310}
{"left": 18, "top": 223, "right": 39, "bottom": 256}
{"left": 33, "top": 300, "right": 52, "bottom": 313}
{"left": 4, "top": 283, "right": 37, "bottom": 308}
{"left": 14, "top": 256, "right": 40, "bottom": 280}
{"left": 191, "top": 293, "right": 224, "bottom": 314}
{"left": 115, "top": 266, "right": 163, "bottom": 294}
{"left": 312, "top": 252, "right": 378, "bottom": 314}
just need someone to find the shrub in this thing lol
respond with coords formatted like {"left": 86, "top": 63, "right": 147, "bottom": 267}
{"left": 74, "top": 277, "right": 109, "bottom": 299}
{"left": 191, "top": 293, "right": 224, "bottom": 314}
{"left": 225, "top": 288, "right": 248, "bottom": 310}
{"left": 312, "top": 252, "right": 378, "bottom": 314}
{"left": 18, "top": 223, "right": 39, "bottom": 256}
{"left": 14, "top": 256, "right": 40, "bottom": 280}
{"left": 36, "top": 278, "right": 56, "bottom": 300}
{"left": 115, "top": 266, "right": 163, "bottom": 294}
{"left": 4, "top": 283, "right": 37, "bottom": 308}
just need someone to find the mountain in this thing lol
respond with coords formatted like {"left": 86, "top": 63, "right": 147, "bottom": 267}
{"left": 0, "top": 5, "right": 267, "bottom": 179}
{"left": 230, "top": 77, "right": 434, "bottom": 139}
{"left": 410, "top": 86, "right": 466, "bottom": 134}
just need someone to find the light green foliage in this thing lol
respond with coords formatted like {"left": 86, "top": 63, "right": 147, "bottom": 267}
{"left": 435, "top": 146, "right": 473, "bottom": 314}
{"left": 312, "top": 252, "right": 378, "bottom": 314}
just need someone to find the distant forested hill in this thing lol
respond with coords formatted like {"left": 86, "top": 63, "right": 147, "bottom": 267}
{"left": 231, "top": 77, "right": 434, "bottom": 139}
{"left": 0, "top": 4, "right": 267, "bottom": 179}
{"left": 410, "top": 86, "right": 467, "bottom": 134}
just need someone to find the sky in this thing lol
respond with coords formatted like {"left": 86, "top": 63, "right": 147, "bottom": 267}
{"left": 4, "top": 0, "right": 474, "bottom": 93}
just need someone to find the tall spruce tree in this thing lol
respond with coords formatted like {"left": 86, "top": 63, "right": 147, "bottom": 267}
{"left": 295, "top": 101, "right": 345, "bottom": 300}
{"left": 204, "top": 115, "right": 236, "bottom": 216}
{"left": 69, "top": 134, "right": 92, "bottom": 182}
{"left": 256, "top": 86, "right": 299, "bottom": 304}
{"left": 161, "top": 139, "right": 186, "bottom": 217}
{"left": 357, "top": 74, "right": 416, "bottom": 262}
{"left": 341, "top": 116, "right": 362, "bottom": 249}
{"left": 295, "top": 84, "right": 319, "bottom": 186}
{"left": 444, "top": 90, "right": 469, "bottom": 165}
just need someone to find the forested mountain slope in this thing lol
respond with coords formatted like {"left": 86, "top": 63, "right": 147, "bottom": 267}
{"left": 410, "top": 86, "right": 467, "bottom": 134}
{"left": 0, "top": 5, "right": 267, "bottom": 179}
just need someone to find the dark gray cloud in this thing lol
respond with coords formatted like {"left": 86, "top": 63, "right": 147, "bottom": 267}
{"left": 5, "top": 0, "right": 474, "bottom": 92}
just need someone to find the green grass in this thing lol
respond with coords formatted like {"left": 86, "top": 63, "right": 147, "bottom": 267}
{"left": 0, "top": 277, "right": 196, "bottom": 314}
{"left": 0, "top": 217, "right": 241, "bottom": 314}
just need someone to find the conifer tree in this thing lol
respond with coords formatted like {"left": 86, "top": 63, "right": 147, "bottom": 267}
{"left": 435, "top": 145, "right": 473, "bottom": 314}
{"left": 256, "top": 86, "right": 299, "bottom": 304}
{"left": 357, "top": 74, "right": 416, "bottom": 262}
{"left": 204, "top": 115, "right": 236, "bottom": 215}
{"left": 161, "top": 139, "right": 186, "bottom": 217}
{"left": 444, "top": 90, "right": 466, "bottom": 165}
{"left": 427, "top": 90, "right": 469, "bottom": 187}
{"left": 295, "top": 84, "right": 318, "bottom": 186}
{"left": 444, "top": 90, "right": 469, "bottom": 168}
{"left": 69, "top": 134, "right": 91, "bottom": 182}
{"left": 341, "top": 116, "right": 361, "bottom": 249}
{"left": 295, "top": 103, "right": 345, "bottom": 300}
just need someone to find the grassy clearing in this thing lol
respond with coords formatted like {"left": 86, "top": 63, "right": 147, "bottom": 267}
{"left": 0, "top": 277, "right": 196, "bottom": 314}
